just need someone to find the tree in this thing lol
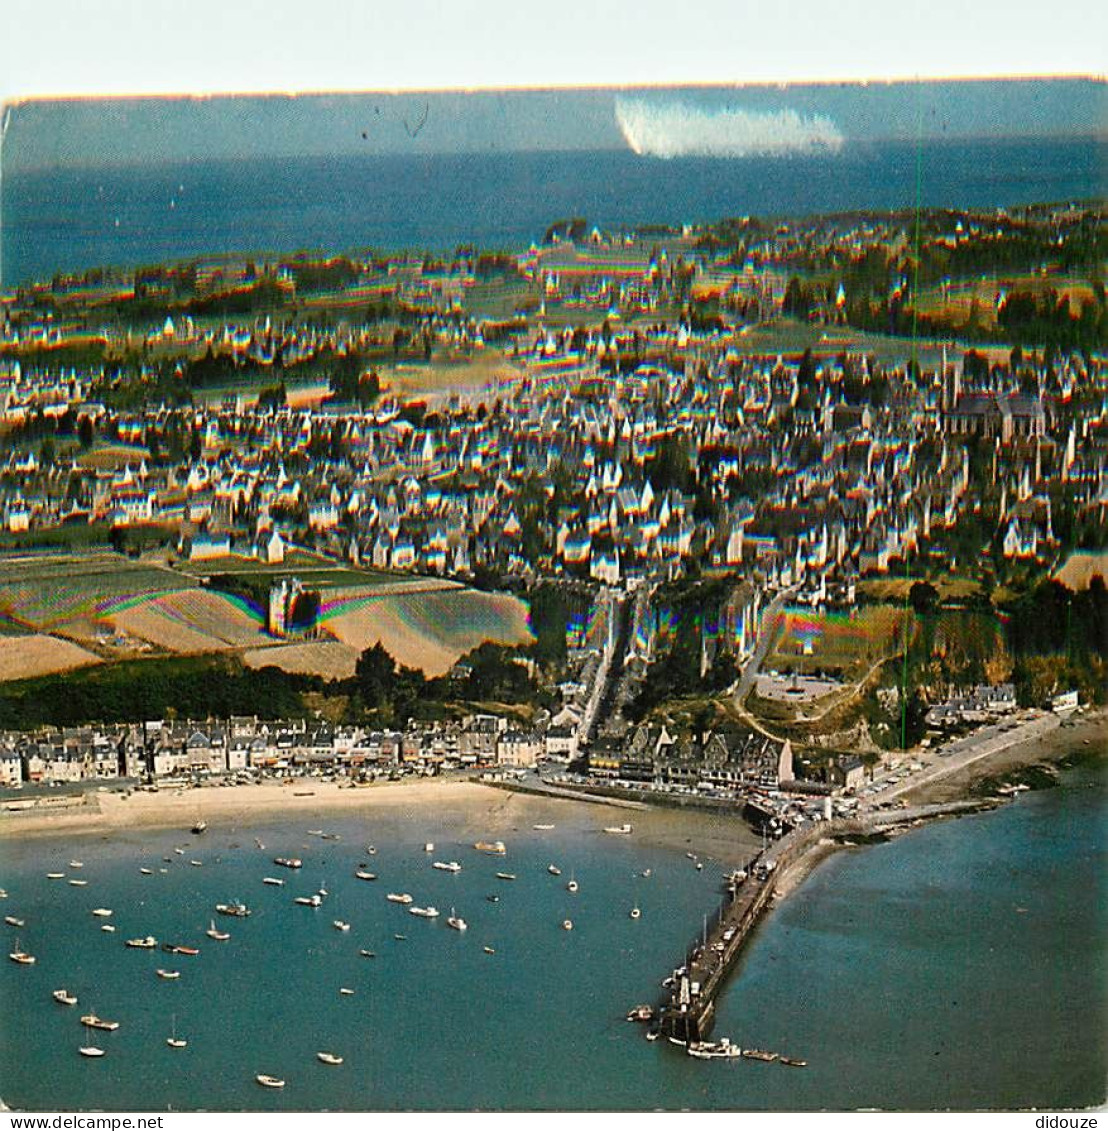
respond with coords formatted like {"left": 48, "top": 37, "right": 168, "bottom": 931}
{"left": 908, "top": 581, "right": 940, "bottom": 615}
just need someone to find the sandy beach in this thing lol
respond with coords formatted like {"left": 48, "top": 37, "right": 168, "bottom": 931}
{"left": 0, "top": 774, "right": 764, "bottom": 867}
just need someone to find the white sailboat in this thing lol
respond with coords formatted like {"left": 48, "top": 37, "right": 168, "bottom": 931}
{"left": 166, "top": 1014, "right": 187, "bottom": 1049}
{"left": 79, "top": 1021, "right": 105, "bottom": 1058}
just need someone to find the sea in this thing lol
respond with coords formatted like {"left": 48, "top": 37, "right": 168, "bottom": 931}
{"left": 2, "top": 136, "right": 1105, "bottom": 289}
{"left": 0, "top": 760, "right": 1103, "bottom": 1112}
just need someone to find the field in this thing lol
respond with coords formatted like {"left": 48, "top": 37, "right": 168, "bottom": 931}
{"left": 857, "top": 574, "right": 983, "bottom": 602}
{"left": 243, "top": 640, "right": 360, "bottom": 679}
{"left": 0, "top": 634, "right": 102, "bottom": 681}
{"left": 323, "top": 586, "right": 534, "bottom": 677}
{"left": 1054, "top": 550, "right": 1108, "bottom": 592}
{"left": 0, "top": 551, "right": 534, "bottom": 682}
{"left": 764, "top": 604, "right": 910, "bottom": 683}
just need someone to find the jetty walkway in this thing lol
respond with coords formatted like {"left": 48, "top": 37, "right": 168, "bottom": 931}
{"left": 655, "top": 799, "right": 992, "bottom": 1042}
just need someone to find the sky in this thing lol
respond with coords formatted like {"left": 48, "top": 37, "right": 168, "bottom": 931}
{"left": 0, "top": 0, "right": 1103, "bottom": 173}
{"left": 2, "top": 0, "right": 1105, "bottom": 102}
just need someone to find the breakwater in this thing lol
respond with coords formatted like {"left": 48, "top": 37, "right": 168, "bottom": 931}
{"left": 655, "top": 799, "right": 997, "bottom": 1042}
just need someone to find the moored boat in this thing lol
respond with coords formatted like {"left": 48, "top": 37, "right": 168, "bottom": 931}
{"left": 215, "top": 902, "right": 251, "bottom": 917}
{"left": 262, "top": 877, "right": 284, "bottom": 886}
{"left": 386, "top": 892, "right": 413, "bottom": 904}
{"left": 408, "top": 905, "right": 439, "bottom": 918}
{"left": 191, "top": 821, "right": 207, "bottom": 835}
{"left": 167, "top": 945, "right": 199, "bottom": 955}
{"left": 473, "top": 841, "right": 506, "bottom": 854}
{"left": 432, "top": 861, "right": 462, "bottom": 872}
{"left": 532, "top": 824, "right": 555, "bottom": 830}
{"left": 566, "top": 879, "right": 578, "bottom": 893}
{"left": 742, "top": 1048, "right": 778, "bottom": 1062}
{"left": 562, "top": 919, "right": 574, "bottom": 931}
{"left": 101, "top": 923, "right": 116, "bottom": 932}
{"left": 206, "top": 919, "right": 230, "bottom": 941}
{"left": 69, "top": 861, "right": 84, "bottom": 869}
{"left": 139, "top": 868, "right": 153, "bottom": 876}
{"left": 255, "top": 1074, "right": 285, "bottom": 1088}
{"left": 156, "top": 969, "right": 180, "bottom": 980}
{"left": 355, "top": 870, "right": 377, "bottom": 881}
{"left": 53, "top": 989, "right": 78, "bottom": 1005}
{"left": 4, "top": 915, "right": 25, "bottom": 928}
{"left": 359, "top": 949, "right": 376, "bottom": 958}
{"left": 333, "top": 920, "right": 351, "bottom": 932}
{"left": 688, "top": 1037, "right": 742, "bottom": 1060}
{"left": 446, "top": 909, "right": 467, "bottom": 931}
{"left": 79, "top": 1023, "right": 105, "bottom": 1059}
{"left": 91, "top": 908, "right": 112, "bottom": 918}
{"left": 68, "top": 879, "right": 88, "bottom": 887}
{"left": 47, "top": 872, "right": 65, "bottom": 879}
{"left": 125, "top": 936, "right": 157, "bottom": 949}
{"left": 273, "top": 857, "right": 302, "bottom": 869}
{"left": 483, "top": 946, "right": 496, "bottom": 954}
{"left": 317, "top": 1052, "right": 343, "bottom": 1065}
{"left": 80, "top": 1014, "right": 119, "bottom": 1031}
{"left": 629, "top": 906, "right": 641, "bottom": 920}
{"left": 779, "top": 1056, "right": 808, "bottom": 1067}
{"left": 603, "top": 823, "right": 633, "bottom": 834}
{"left": 625, "top": 1005, "right": 654, "bottom": 1023}
{"left": 339, "top": 987, "right": 355, "bottom": 996}
{"left": 495, "top": 872, "right": 516, "bottom": 881}
{"left": 547, "top": 864, "right": 561, "bottom": 876}
{"left": 294, "top": 894, "right": 322, "bottom": 907}
{"left": 166, "top": 1015, "right": 187, "bottom": 1049}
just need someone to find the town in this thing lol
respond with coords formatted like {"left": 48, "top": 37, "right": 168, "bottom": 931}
{"left": 0, "top": 201, "right": 1104, "bottom": 811}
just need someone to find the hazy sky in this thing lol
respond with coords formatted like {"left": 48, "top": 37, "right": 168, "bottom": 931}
{"left": 2, "top": 0, "right": 1105, "bottom": 103}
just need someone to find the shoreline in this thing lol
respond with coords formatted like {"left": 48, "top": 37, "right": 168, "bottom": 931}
{"left": 1, "top": 707, "right": 1102, "bottom": 856}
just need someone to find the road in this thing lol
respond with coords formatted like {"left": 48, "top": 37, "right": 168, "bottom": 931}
{"left": 734, "top": 585, "right": 798, "bottom": 708}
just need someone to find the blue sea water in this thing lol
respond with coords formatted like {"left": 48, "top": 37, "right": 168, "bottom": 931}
{"left": 2, "top": 137, "right": 1104, "bottom": 288}
{"left": 0, "top": 762, "right": 1104, "bottom": 1111}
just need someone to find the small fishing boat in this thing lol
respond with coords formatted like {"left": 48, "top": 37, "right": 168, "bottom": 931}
{"left": 486, "top": 894, "right": 500, "bottom": 903}
{"left": 473, "top": 841, "right": 506, "bottom": 855}
{"left": 547, "top": 865, "right": 561, "bottom": 876}
{"left": 294, "top": 895, "right": 322, "bottom": 907}
{"left": 321, "top": 833, "right": 341, "bottom": 842}
{"left": 101, "top": 924, "right": 116, "bottom": 933}
{"left": 354, "top": 870, "right": 377, "bottom": 881}
{"left": 47, "top": 872, "right": 65, "bottom": 879}
{"left": 393, "top": 934, "right": 407, "bottom": 941}
{"left": 91, "top": 908, "right": 112, "bottom": 918}
{"left": 215, "top": 902, "right": 251, "bottom": 917}
{"left": 742, "top": 1048, "right": 778, "bottom": 1063}
{"left": 779, "top": 1056, "right": 808, "bottom": 1068}
{"left": 206, "top": 919, "right": 230, "bottom": 941}
{"left": 173, "top": 848, "right": 185, "bottom": 856}
{"left": 307, "top": 830, "right": 323, "bottom": 837}
{"left": 333, "top": 920, "right": 351, "bottom": 932}
{"left": 53, "top": 989, "right": 78, "bottom": 1005}
{"left": 69, "top": 861, "right": 84, "bottom": 869}
{"left": 432, "top": 861, "right": 462, "bottom": 873}
{"left": 156, "top": 969, "right": 180, "bottom": 980}
{"left": 424, "top": 842, "right": 434, "bottom": 852}
{"left": 566, "top": 879, "right": 579, "bottom": 893}
{"left": 139, "top": 868, "right": 153, "bottom": 876}
{"left": 532, "top": 824, "right": 555, "bottom": 831}
{"left": 688, "top": 1038, "right": 742, "bottom": 1060}
{"left": 408, "top": 906, "right": 439, "bottom": 918}
{"left": 483, "top": 946, "right": 496, "bottom": 955}
{"left": 629, "top": 907, "right": 641, "bottom": 920}
{"left": 562, "top": 919, "right": 574, "bottom": 931}
{"left": 386, "top": 892, "right": 413, "bottom": 904}
{"left": 80, "top": 1014, "right": 119, "bottom": 1031}
{"left": 68, "top": 879, "right": 89, "bottom": 887}
{"left": 273, "top": 857, "right": 302, "bottom": 869}
{"left": 365, "top": 846, "right": 377, "bottom": 855}
{"left": 166, "top": 945, "right": 199, "bottom": 956}
{"left": 262, "top": 877, "right": 285, "bottom": 886}
{"left": 4, "top": 915, "right": 25, "bottom": 928}
{"left": 626, "top": 1005, "right": 654, "bottom": 1023}
{"left": 339, "top": 987, "right": 355, "bottom": 996}
{"left": 495, "top": 872, "right": 517, "bottom": 881}
{"left": 255, "top": 1074, "right": 285, "bottom": 1088}
{"left": 446, "top": 909, "right": 467, "bottom": 931}
{"left": 359, "top": 949, "right": 376, "bottom": 958}
{"left": 191, "top": 821, "right": 207, "bottom": 835}
{"left": 189, "top": 860, "right": 203, "bottom": 867}
{"left": 317, "top": 1052, "right": 343, "bottom": 1065}
{"left": 125, "top": 936, "right": 157, "bottom": 949}
{"left": 603, "top": 823, "right": 633, "bottom": 835}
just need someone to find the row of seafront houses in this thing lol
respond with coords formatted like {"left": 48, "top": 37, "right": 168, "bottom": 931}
{"left": 0, "top": 711, "right": 812, "bottom": 797}
{"left": 0, "top": 714, "right": 578, "bottom": 788}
